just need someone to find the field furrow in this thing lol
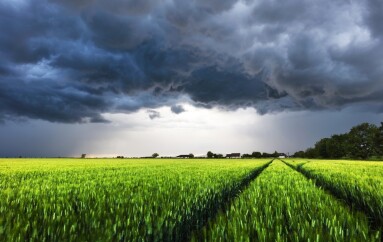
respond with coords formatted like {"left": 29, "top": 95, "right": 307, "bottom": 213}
{"left": 283, "top": 159, "right": 383, "bottom": 231}
{"left": 0, "top": 158, "right": 270, "bottom": 242}
{"left": 194, "top": 160, "right": 380, "bottom": 241}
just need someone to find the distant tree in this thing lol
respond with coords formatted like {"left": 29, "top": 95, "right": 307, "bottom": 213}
{"left": 241, "top": 154, "right": 252, "bottom": 158}
{"left": 326, "top": 134, "right": 347, "bottom": 159}
{"left": 251, "top": 152, "right": 262, "bottom": 158}
{"left": 374, "top": 122, "right": 383, "bottom": 156}
{"left": 152, "top": 153, "right": 159, "bottom": 158}
{"left": 305, "top": 148, "right": 317, "bottom": 158}
{"left": 273, "top": 151, "right": 279, "bottom": 158}
{"left": 262, "top": 152, "right": 271, "bottom": 158}
{"left": 207, "top": 151, "right": 214, "bottom": 158}
{"left": 81, "top": 154, "right": 86, "bottom": 158}
{"left": 213, "top": 154, "right": 224, "bottom": 158}
{"left": 189, "top": 153, "right": 194, "bottom": 158}
{"left": 293, "top": 122, "right": 383, "bottom": 160}
{"left": 347, "top": 123, "right": 378, "bottom": 159}
{"left": 293, "top": 151, "right": 305, "bottom": 158}
{"left": 314, "top": 138, "right": 330, "bottom": 158}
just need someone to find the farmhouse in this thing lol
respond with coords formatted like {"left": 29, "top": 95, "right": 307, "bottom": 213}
{"left": 177, "top": 154, "right": 192, "bottom": 158}
{"left": 226, "top": 153, "right": 241, "bottom": 158}
{"left": 278, "top": 153, "right": 287, "bottom": 158}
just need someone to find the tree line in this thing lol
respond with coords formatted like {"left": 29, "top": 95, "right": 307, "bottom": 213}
{"left": 207, "top": 151, "right": 284, "bottom": 158}
{"left": 240, "top": 151, "right": 284, "bottom": 158}
{"left": 293, "top": 122, "right": 383, "bottom": 160}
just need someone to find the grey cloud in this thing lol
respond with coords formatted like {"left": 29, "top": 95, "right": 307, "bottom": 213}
{"left": 81, "top": 10, "right": 157, "bottom": 51}
{"left": 192, "top": 0, "right": 238, "bottom": 13}
{"left": 0, "top": 0, "right": 383, "bottom": 123}
{"left": 47, "top": 0, "right": 96, "bottom": 9}
{"left": 0, "top": 78, "right": 110, "bottom": 123}
{"left": 287, "top": 35, "right": 325, "bottom": 70}
{"left": 364, "top": 0, "right": 383, "bottom": 38}
{"left": 183, "top": 65, "right": 269, "bottom": 106}
{"left": 49, "top": 0, "right": 162, "bottom": 15}
{"left": 147, "top": 110, "right": 161, "bottom": 120}
{"left": 251, "top": 0, "right": 308, "bottom": 24}
{"left": 171, "top": 105, "right": 185, "bottom": 114}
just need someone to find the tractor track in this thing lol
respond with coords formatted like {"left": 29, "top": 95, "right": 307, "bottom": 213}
{"left": 281, "top": 159, "right": 383, "bottom": 233}
{"left": 173, "top": 159, "right": 273, "bottom": 242}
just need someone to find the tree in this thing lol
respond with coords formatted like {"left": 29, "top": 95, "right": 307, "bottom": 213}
{"left": 326, "top": 134, "right": 347, "bottom": 159}
{"left": 213, "top": 154, "right": 224, "bottom": 158}
{"left": 273, "top": 151, "right": 279, "bottom": 158}
{"left": 242, "top": 154, "right": 252, "bottom": 158}
{"left": 152, "top": 153, "right": 159, "bottom": 158}
{"left": 374, "top": 122, "right": 383, "bottom": 156}
{"left": 251, "top": 151, "right": 262, "bottom": 158}
{"left": 314, "top": 138, "right": 330, "bottom": 158}
{"left": 305, "top": 148, "right": 317, "bottom": 158}
{"left": 207, "top": 151, "right": 214, "bottom": 158}
{"left": 189, "top": 153, "right": 194, "bottom": 158}
{"left": 293, "top": 122, "right": 382, "bottom": 159}
{"left": 347, "top": 123, "right": 378, "bottom": 159}
{"left": 293, "top": 151, "right": 305, "bottom": 158}
{"left": 262, "top": 152, "right": 272, "bottom": 158}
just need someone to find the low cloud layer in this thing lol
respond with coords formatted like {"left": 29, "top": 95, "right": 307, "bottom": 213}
{"left": 1, "top": 0, "right": 383, "bottom": 123}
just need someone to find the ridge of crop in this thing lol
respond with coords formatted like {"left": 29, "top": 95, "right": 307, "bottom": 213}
{"left": 0, "top": 159, "right": 272, "bottom": 241}
{"left": 181, "top": 160, "right": 273, "bottom": 241}
{"left": 282, "top": 159, "right": 383, "bottom": 232}
{"left": 196, "top": 160, "right": 379, "bottom": 241}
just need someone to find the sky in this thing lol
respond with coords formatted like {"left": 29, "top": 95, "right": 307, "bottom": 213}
{"left": 0, "top": 0, "right": 382, "bottom": 157}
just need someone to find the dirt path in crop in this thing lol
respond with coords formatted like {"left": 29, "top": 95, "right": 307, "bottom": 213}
{"left": 177, "top": 159, "right": 273, "bottom": 242}
{"left": 281, "top": 159, "right": 383, "bottom": 233}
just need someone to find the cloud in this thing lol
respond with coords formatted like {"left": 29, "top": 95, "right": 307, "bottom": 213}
{"left": 170, "top": 105, "right": 185, "bottom": 114}
{"left": 0, "top": 78, "right": 111, "bottom": 123}
{"left": 147, "top": 110, "right": 161, "bottom": 120}
{"left": 0, "top": 0, "right": 382, "bottom": 123}
{"left": 364, "top": 0, "right": 383, "bottom": 38}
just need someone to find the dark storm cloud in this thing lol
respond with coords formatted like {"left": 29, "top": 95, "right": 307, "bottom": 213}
{"left": 0, "top": 78, "right": 110, "bottom": 123}
{"left": 0, "top": 0, "right": 383, "bottom": 123}
{"left": 364, "top": 0, "right": 383, "bottom": 38}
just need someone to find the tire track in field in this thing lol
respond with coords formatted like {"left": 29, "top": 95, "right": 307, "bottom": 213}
{"left": 281, "top": 159, "right": 383, "bottom": 232}
{"left": 175, "top": 159, "right": 273, "bottom": 242}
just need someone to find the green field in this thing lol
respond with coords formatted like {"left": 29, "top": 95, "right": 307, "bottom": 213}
{"left": 0, "top": 158, "right": 382, "bottom": 241}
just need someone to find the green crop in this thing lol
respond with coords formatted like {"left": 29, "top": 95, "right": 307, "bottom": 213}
{"left": 0, "top": 158, "right": 270, "bottom": 241}
{"left": 1, "top": 158, "right": 382, "bottom": 241}
{"left": 284, "top": 159, "right": 383, "bottom": 229}
{"left": 196, "top": 160, "right": 380, "bottom": 241}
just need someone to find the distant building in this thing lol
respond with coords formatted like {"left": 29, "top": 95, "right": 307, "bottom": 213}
{"left": 278, "top": 153, "right": 287, "bottom": 158}
{"left": 177, "top": 154, "right": 192, "bottom": 158}
{"left": 226, "top": 153, "right": 241, "bottom": 158}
